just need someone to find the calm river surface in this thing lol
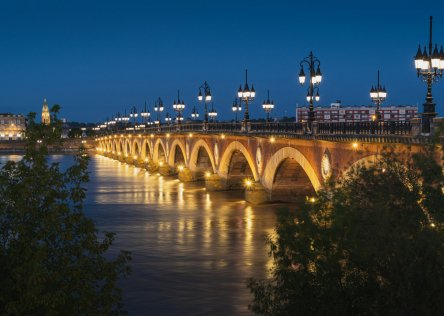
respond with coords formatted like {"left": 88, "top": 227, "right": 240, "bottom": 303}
{"left": 1, "top": 154, "right": 285, "bottom": 315}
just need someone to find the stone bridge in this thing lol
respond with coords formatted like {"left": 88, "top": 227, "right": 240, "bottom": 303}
{"left": 95, "top": 129, "right": 436, "bottom": 204}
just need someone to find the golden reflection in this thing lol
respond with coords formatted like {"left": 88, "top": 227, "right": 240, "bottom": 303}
{"left": 178, "top": 182, "right": 184, "bottom": 206}
{"left": 90, "top": 155, "right": 278, "bottom": 285}
{"left": 157, "top": 176, "right": 164, "bottom": 204}
{"left": 205, "top": 193, "right": 211, "bottom": 209}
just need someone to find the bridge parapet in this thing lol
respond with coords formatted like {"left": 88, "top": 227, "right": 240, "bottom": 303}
{"left": 96, "top": 121, "right": 438, "bottom": 146}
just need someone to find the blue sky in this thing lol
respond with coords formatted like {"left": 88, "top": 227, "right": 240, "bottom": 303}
{"left": 0, "top": 0, "right": 443, "bottom": 122}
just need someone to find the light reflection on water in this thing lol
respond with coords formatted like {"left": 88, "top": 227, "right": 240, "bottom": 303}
{"left": 1, "top": 154, "right": 280, "bottom": 315}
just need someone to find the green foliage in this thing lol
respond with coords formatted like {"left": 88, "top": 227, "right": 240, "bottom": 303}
{"left": 248, "top": 148, "right": 444, "bottom": 316}
{"left": 0, "top": 106, "right": 131, "bottom": 315}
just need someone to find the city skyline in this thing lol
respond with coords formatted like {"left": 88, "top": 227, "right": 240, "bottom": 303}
{"left": 1, "top": 0, "right": 443, "bottom": 122}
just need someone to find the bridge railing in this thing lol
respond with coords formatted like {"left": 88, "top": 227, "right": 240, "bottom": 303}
{"left": 250, "top": 122, "right": 305, "bottom": 134}
{"left": 99, "top": 120, "right": 419, "bottom": 140}
{"left": 317, "top": 121, "right": 412, "bottom": 135}
{"left": 206, "top": 122, "right": 242, "bottom": 132}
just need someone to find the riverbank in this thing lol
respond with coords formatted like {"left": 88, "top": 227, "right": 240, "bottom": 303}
{"left": 0, "top": 138, "right": 96, "bottom": 153}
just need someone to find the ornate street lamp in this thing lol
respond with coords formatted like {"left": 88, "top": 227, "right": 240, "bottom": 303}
{"left": 129, "top": 106, "right": 138, "bottom": 132}
{"left": 165, "top": 112, "right": 172, "bottom": 125}
{"left": 262, "top": 90, "right": 275, "bottom": 124}
{"left": 140, "top": 102, "right": 150, "bottom": 125}
{"left": 154, "top": 97, "right": 164, "bottom": 126}
{"left": 173, "top": 90, "right": 185, "bottom": 125}
{"left": 120, "top": 109, "right": 130, "bottom": 129}
{"left": 191, "top": 105, "right": 199, "bottom": 120}
{"left": 121, "top": 109, "right": 130, "bottom": 125}
{"left": 369, "top": 71, "right": 387, "bottom": 122}
{"left": 237, "top": 69, "right": 255, "bottom": 125}
{"left": 232, "top": 98, "right": 242, "bottom": 123}
{"left": 198, "top": 81, "right": 212, "bottom": 123}
{"left": 414, "top": 16, "right": 444, "bottom": 133}
{"left": 298, "top": 51, "right": 322, "bottom": 130}
{"left": 208, "top": 103, "right": 218, "bottom": 122}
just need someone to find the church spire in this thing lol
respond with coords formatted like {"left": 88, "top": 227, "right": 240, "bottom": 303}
{"left": 41, "top": 97, "right": 50, "bottom": 125}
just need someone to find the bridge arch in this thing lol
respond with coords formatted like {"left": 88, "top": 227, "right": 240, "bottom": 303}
{"left": 218, "top": 141, "right": 258, "bottom": 183}
{"left": 132, "top": 140, "right": 141, "bottom": 158}
{"left": 188, "top": 139, "right": 216, "bottom": 173}
{"left": 262, "top": 147, "right": 321, "bottom": 200}
{"left": 123, "top": 139, "right": 131, "bottom": 156}
{"left": 112, "top": 140, "right": 118, "bottom": 154}
{"left": 141, "top": 138, "right": 152, "bottom": 161}
{"left": 118, "top": 139, "right": 124, "bottom": 155}
{"left": 168, "top": 139, "right": 187, "bottom": 167}
{"left": 153, "top": 138, "right": 167, "bottom": 163}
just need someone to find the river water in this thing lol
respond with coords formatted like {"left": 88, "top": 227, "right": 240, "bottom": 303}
{"left": 0, "top": 154, "right": 282, "bottom": 315}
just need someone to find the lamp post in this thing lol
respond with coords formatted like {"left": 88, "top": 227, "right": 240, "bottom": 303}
{"left": 369, "top": 71, "right": 387, "bottom": 122}
{"left": 165, "top": 112, "right": 172, "bottom": 125}
{"left": 129, "top": 106, "right": 139, "bottom": 132}
{"left": 414, "top": 16, "right": 444, "bottom": 133}
{"left": 237, "top": 69, "right": 255, "bottom": 131}
{"left": 298, "top": 51, "right": 322, "bottom": 131}
{"left": 208, "top": 103, "right": 218, "bottom": 122}
{"left": 232, "top": 98, "right": 242, "bottom": 123}
{"left": 173, "top": 90, "right": 185, "bottom": 126}
{"left": 121, "top": 109, "right": 130, "bottom": 129}
{"left": 140, "top": 102, "right": 150, "bottom": 128}
{"left": 262, "top": 90, "right": 275, "bottom": 124}
{"left": 198, "top": 81, "right": 212, "bottom": 124}
{"left": 191, "top": 105, "right": 199, "bottom": 120}
{"left": 114, "top": 112, "right": 121, "bottom": 123}
{"left": 154, "top": 97, "right": 164, "bottom": 127}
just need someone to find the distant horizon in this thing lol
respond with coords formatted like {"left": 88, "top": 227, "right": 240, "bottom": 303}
{"left": 1, "top": 0, "right": 443, "bottom": 122}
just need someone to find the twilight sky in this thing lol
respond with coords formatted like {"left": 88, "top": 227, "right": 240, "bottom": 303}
{"left": 0, "top": 0, "right": 443, "bottom": 122}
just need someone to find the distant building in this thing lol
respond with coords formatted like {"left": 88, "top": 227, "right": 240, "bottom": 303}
{"left": 41, "top": 98, "right": 50, "bottom": 125}
{"left": 296, "top": 101, "right": 418, "bottom": 123}
{"left": 0, "top": 114, "right": 26, "bottom": 140}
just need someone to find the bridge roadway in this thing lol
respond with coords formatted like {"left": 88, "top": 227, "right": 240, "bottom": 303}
{"left": 94, "top": 121, "right": 442, "bottom": 204}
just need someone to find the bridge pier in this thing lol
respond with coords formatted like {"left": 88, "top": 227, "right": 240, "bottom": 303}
{"left": 134, "top": 158, "right": 145, "bottom": 168}
{"left": 178, "top": 167, "right": 197, "bottom": 182}
{"left": 205, "top": 174, "right": 228, "bottom": 191}
{"left": 159, "top": 164, "right": 175, "bottom": 176}
{"left": 245, "top": 182, "right": 269, "bottom": 205}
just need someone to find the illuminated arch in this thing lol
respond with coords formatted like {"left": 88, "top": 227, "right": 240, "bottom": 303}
{"left": 153, "top": 138, "right": 167, "bottom": 163}
{"left": 218, "top": 141, "right": 258, "bottom": 181}
{"left": 124, "top": 139, "right": 132, "bottom": 156}
{"left": 131, "top": 139, "right": 141, "bottom": 157}
{"left": 168, "top": 139, "right": 187, "bottom": 167}
{"left": 188, "top": 139, "right": 216, "bottom": 173}
{"left": 112, "top": 140, "right": 118, "bottom": 153}
{"left": 141, "top": 138, "right": 153, "bottom": 160}
{"left": 262, "top": 147, "right": 321, "bottom": 192}
{"left": 118, "top": 139, "right": 124, "bottom": 154}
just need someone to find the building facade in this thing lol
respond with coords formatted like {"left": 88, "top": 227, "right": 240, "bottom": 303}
{"left": 42, "top": 98, "right": 50, "bottom": 125}
{"left": 296, "top": 102, "right": 418, "bottom": 123}
{"left": 0, "top": 114, "right": 26, "bottom": 140}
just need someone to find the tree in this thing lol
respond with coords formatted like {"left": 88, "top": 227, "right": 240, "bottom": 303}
{"left": 248, "top": 147, "right": 444, "bottom": 316}
{"left": 0, "top": 106, "right": 131, "bottom": 315}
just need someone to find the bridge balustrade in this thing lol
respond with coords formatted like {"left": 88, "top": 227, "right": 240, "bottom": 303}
{"left": 99, "top": 120, "right": 416, "bottom": 139}
{"left": 206, "top": 122, "right": 242, "bottom": 132}
{"left": 317, "top": 121, "right": 412, "bottom": 135}
{"left": 250, "top": 122, "right": 304, "bottom": 134}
